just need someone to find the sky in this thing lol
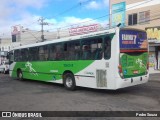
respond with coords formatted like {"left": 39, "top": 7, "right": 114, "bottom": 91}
{"left": 0, "top": 0, "right": 110, "bottom": 38}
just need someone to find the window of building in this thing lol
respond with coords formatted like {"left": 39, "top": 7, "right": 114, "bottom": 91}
{"left": 128, "top": 13, "right": 137, "bottom": 25}
{"left": 12, "top": 35, "right": 16, "bottom": 42}
{"left": 139, "top": 11, "right": 150, "bottom": 24}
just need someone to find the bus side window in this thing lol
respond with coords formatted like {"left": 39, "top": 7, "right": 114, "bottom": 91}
{"left": 29, "top": 47, "right": 38, "bottom": 61}
{"left": 14, "top": 49, "right": 21, "bottom": 62}
{"left": 21, "top": 48, "right": 28, "bottom": 61}
{"left": 82, "top": 38, "right": 102, "bottom": 60}
{"left": 64, "top": 41, "right": 81, "bottom": 60}
{"left": 49, "top": 45, "right": 56, "bottom": 60}
{"left": 55, "top": 44, "right": 63, "bottom": 60}
{"left": 104, "top": 37, "right": 111, "bottom": 59}
{"left": 82, "top": 45, "right": 91, "bottom": 60}
{"left": 74, "top": 41, "right": 81, "bottom": 60}
{"left": 49, "top": 44, "right": 63, "bottom": 61}
{"left": 38, "top": 46, "right": 48, "bottom": 61}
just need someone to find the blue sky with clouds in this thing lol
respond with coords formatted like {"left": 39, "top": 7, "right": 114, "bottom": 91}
{"left": 0, "top": 0, "right": 109, "bottom": 37}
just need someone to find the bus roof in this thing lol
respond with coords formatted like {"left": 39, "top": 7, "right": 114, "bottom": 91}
{"left": 12, "top": 28, "right": 116, "bottom": 50}
{"left": 120, "top": 28, "right": 146, "bottom": 32}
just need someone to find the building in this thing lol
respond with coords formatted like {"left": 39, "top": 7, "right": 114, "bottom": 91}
{"left": 0, "top": 37, "right": 11, "bottom": 64}
{"left": 110, "top": 0, "right": 160, "bottom": 70}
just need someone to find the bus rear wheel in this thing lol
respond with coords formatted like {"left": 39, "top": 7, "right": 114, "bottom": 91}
{"left": 63, "top": 73, "right": 76, "bottom": 90}
{"left": 17, "top": 70, "right": 23, "bottom": 80}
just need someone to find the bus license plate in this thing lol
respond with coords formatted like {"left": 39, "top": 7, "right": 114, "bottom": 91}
{"left": 133, "top": 70, "right": 139, "bottom": 74}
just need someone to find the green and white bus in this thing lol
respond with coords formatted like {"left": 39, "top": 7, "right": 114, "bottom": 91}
{"left": 9, "top": 27, "right": 149, "bottom": 90}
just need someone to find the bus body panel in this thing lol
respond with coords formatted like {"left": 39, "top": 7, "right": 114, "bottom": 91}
{"left": 115, "top": 74, "right": 149, "bottom": 89}
{"left": 10, "top": 60, "right": 94, "bottom": 81}
{"left": 10, "top": 59, "right": 115, "bottom": 89}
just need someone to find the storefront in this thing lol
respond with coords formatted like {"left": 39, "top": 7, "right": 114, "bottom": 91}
{"left": 146, "top": 26, "right": 160, "bottom": 70}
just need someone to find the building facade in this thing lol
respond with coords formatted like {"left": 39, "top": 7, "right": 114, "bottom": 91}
{"left": 110, "top": 0, "right": 160, "bottom": 70}
{"left": 0, "top": 38, "right": 11, "bottom": 64}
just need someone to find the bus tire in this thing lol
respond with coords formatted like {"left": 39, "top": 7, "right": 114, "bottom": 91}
{"left": 63, "top": 73, "right": 76, "bottom": 90}
{"left": 17, "top": 70, "right": 23, "bottom": 81}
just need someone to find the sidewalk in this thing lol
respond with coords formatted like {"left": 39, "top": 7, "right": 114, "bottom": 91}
{"left": 149, "top": 67, "right": 160, "bottom": 82}
{"left": 149, "top": 67, "right": 160, "bottom": 74}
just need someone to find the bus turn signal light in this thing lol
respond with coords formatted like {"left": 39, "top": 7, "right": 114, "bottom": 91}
{"left": 118, "top": 65, "right": 122, "bottom": 73}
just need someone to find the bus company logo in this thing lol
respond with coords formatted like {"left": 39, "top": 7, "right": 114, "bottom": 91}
{"left": 25, "top": 62, "right": 38, "bottom": 76}
{"left": 122, "top": 34, "right": 137, "bottom": 44}
{"left": 2, "top": 112, "right": 42, "bottom": 118}
{"left": 2, "top": 112, "right": 11, "bottom": 117}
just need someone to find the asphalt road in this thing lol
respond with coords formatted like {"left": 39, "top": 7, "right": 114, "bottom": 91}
{"left": 0, "top": 73, "right": 160, "bottom": 119}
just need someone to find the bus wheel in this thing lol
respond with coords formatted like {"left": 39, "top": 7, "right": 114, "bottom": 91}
{"left": 63, "top": 73, "right": 76, "bottom": 90}
{"left": 17, "top": 70, "right": 23, "bottom": 80}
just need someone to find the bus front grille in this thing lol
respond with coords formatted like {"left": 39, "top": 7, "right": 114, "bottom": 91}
{"left": 96, "top": 69, "right": 107, "bottom": 87}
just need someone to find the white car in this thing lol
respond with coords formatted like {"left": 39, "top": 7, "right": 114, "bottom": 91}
{"left": 0, "top": 61, "right": 9, "bottom": 74}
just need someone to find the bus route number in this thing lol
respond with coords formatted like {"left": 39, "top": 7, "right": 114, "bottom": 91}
{"left": 64, "top": 64, "right": 73, "bottom": 67}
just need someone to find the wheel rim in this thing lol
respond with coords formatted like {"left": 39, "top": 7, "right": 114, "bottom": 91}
{"left": 66, "top": 77, "right": 73, "bottom": 88}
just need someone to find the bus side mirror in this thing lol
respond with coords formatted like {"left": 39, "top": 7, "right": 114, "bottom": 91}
{"left": 117, "top": 23, "right": 121, "bottom": 27}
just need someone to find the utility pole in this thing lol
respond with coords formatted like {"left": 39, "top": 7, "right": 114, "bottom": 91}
{"left": 38, "top": 17, "right": 49, "bottom": 42}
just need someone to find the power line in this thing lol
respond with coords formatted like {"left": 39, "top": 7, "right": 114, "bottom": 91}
{"left": 48, "top": 0, "right": 91, "bottom": 19}
{"left": 0, "top": 0, "right": 157, "bottom": 39}
{"left": 46, "top": 16, "right": 160, "bottom": 40}
{"left": 19, "top": 0, "right": 91, "bottom": 29}
{"left": 43, "top": 0, "right": 154, "bottom": 32}
{"left": 17, "top": 0, "right": 91, "bottom": 41}
{"left": 20, "top": 13, "right": 160, "bottom": 41}
{"left": 38, "top": 17, "right": 50, "bottom": 42}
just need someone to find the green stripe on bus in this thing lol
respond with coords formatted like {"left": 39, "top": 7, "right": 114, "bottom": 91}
{"left": 12, "top": 60, "right": 94, "bottom": 81}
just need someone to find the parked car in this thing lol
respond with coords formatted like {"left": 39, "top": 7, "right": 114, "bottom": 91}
{"left": 0, "top": 61, "right": 9, "bottom": 74}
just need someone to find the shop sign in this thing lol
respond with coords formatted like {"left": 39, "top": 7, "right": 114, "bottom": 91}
{"left": 69, "top": 24, "right": 98, "bottom": 36}
{"left": 146, "top": 27, "right": 160, "bottom": 43}
{"left": 111, "top": 2, "right": 126, "bottom": 27}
